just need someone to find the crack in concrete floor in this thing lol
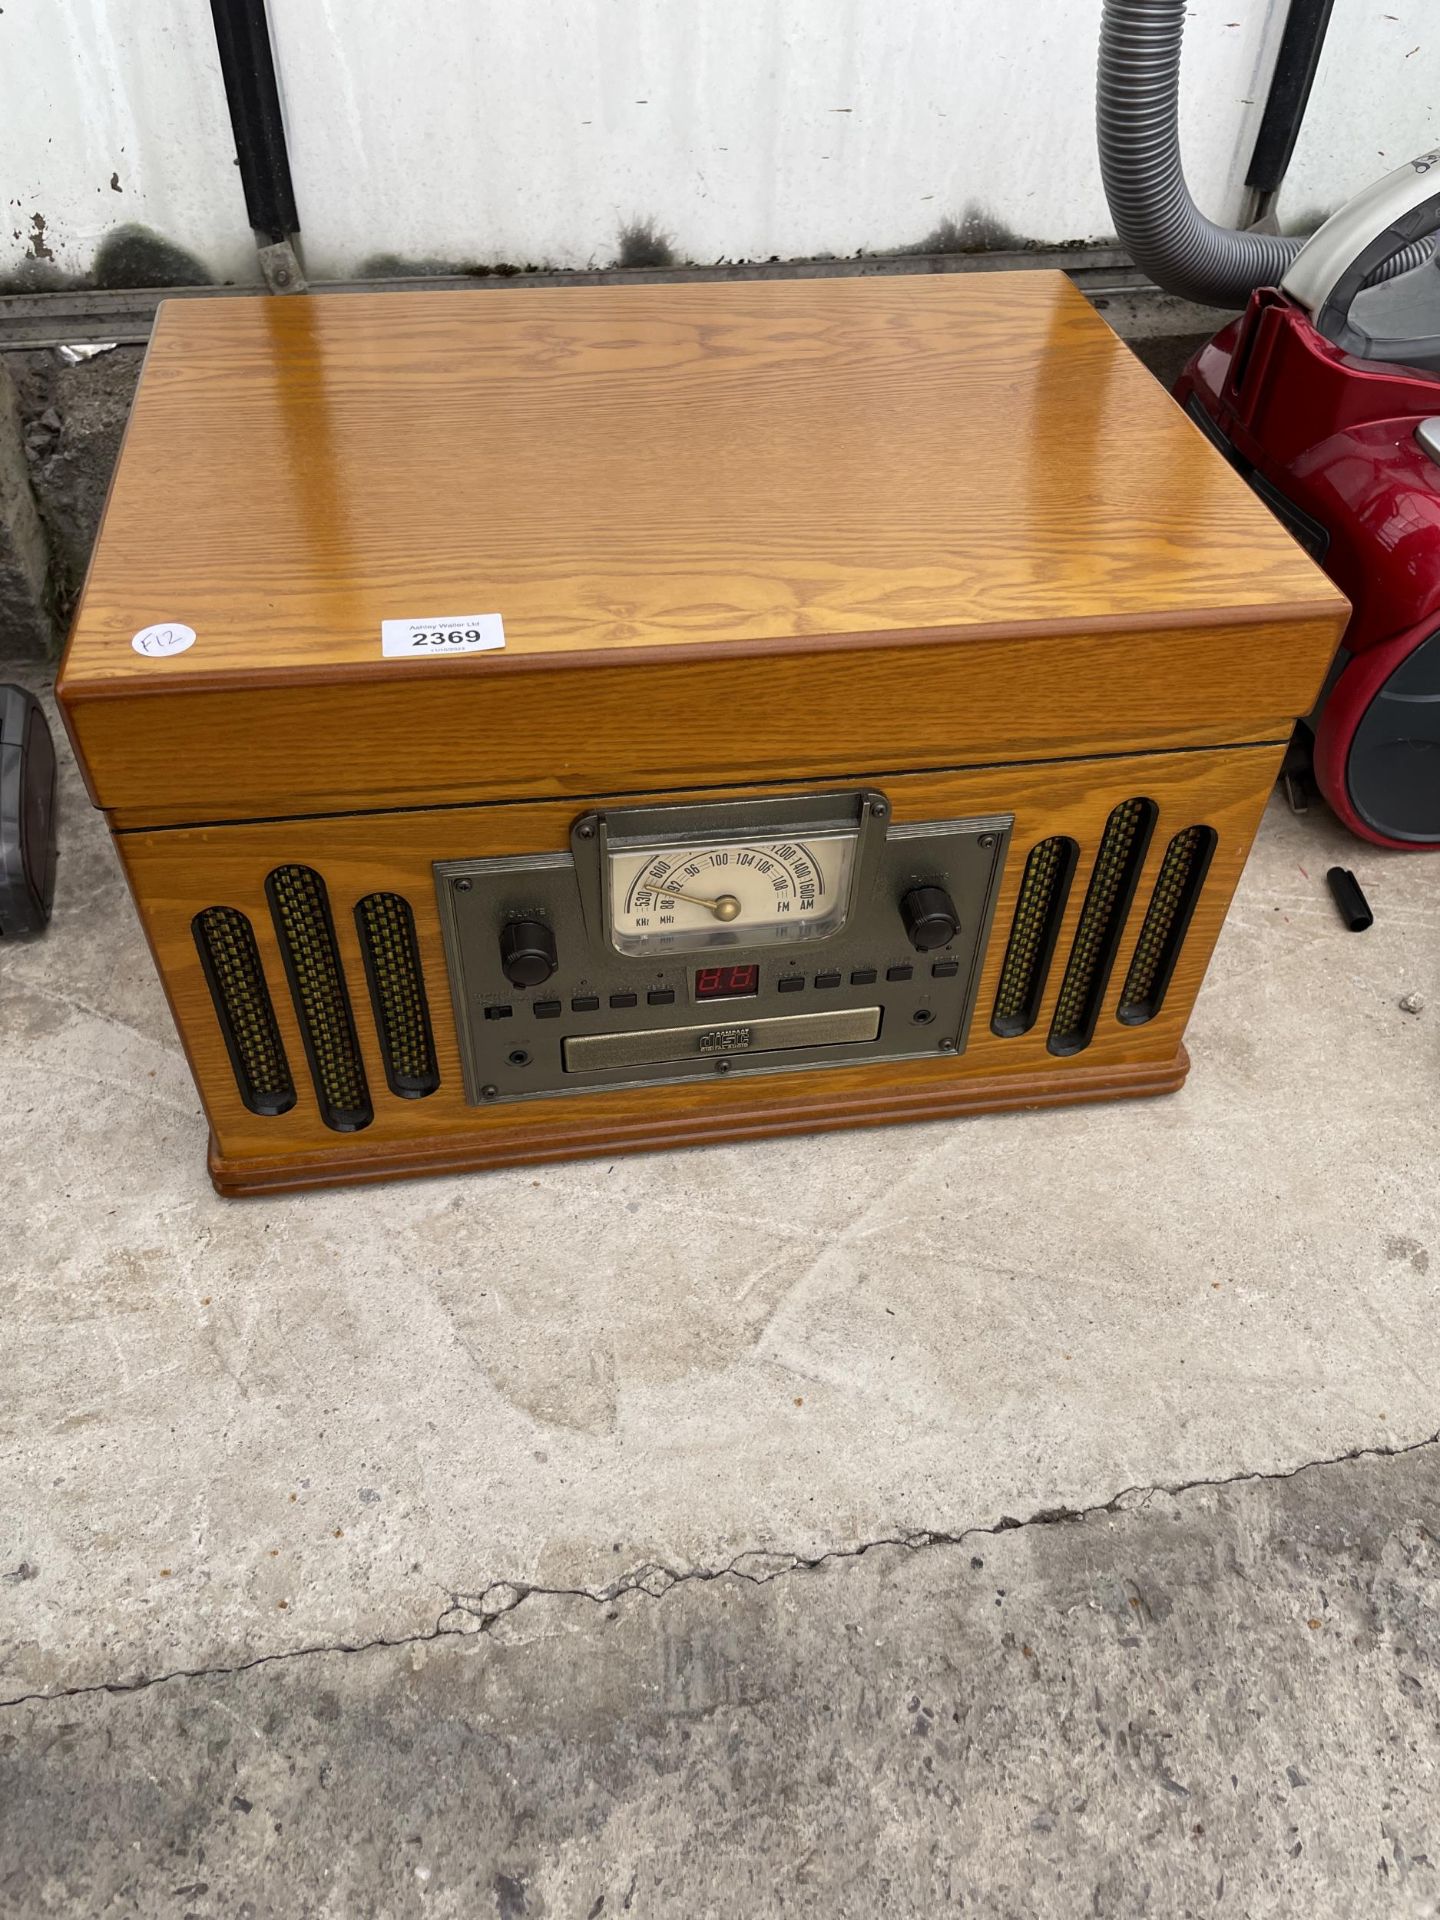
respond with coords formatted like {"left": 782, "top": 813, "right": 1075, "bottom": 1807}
{"left": 6, "top": 1432, "right": 1440, "bottom": 1917}
{"left": 8, "top": 1427, "right": 1437, "bottom": 1715}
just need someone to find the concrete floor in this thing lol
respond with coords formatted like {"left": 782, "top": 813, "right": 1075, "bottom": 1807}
{"left": 6, "top": 1452, "right": 1440, "bottom": 1917}
{"left": 3, "top": 661, "right": 1440, "bottom": 1914}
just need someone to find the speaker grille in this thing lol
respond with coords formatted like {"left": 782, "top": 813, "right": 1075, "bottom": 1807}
{"left": 355, "top": 891, "right": 440, "bottom": 1098}
{"left": 1117, "top": 826, "right": 1217, "bottom": 1026}
{"left": 266, "top": 865, "right": 373, "bottom": 1132}
{"left": 991, "top": 836, "right": 1078, "bottom": 1038}
{"left": 1048, "top": 797, "right": 1157, "bottom": 1057}
{"left": 192, "top": 906, "right": 296, "bottom": 1116}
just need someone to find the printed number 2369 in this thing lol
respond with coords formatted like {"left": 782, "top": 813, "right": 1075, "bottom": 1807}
{"left": 412, "top": 629, "right": 485, "bottom": 647}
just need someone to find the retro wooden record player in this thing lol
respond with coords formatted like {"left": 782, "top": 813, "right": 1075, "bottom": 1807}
{"left": 57, "top": 273, "right": 1346, "bottom": 1195}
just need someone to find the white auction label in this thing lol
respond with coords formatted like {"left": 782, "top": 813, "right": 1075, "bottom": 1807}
{"left": 381, "top": 613, "right": 506, "bottom": 659}
{"left": 131, "top": 622, "right": 196, "bottom": 658}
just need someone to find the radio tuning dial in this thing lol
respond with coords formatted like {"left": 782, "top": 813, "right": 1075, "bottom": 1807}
{"left": 499, "top": 917, "right": 558, "bottom": 988}
{"left": 901, "top": 885, "right": 959, "bottom": 952}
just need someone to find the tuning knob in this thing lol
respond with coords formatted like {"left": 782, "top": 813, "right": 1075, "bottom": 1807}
{"left": 499, "top": 918, "right": 557, "bottom": 988}
{"left": 901, "top": 885, "right": 959, "bottom": 952}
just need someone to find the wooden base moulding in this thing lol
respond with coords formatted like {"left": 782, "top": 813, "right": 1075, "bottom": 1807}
{"left": 208, "top": 1049, "right": 1191, "bottom": 1196}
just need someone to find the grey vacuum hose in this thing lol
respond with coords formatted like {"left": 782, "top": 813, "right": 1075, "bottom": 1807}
{"left": 1097, "top": 0, "right": 1429, "bottom": 308}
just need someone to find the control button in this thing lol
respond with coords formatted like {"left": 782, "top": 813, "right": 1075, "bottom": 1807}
{"left": 571, "top": 994, "right": 600, "bottom": 1012}
{"left": 901, "top": 885, "right": 960, "bottom": 952}
{"left": 483, "top": 1003, "right": 514, "bottom": 1020}
{"left": 499, "top": 917, "right": 557, "bottom": 988}
{"left": 931, "top": 959, "right": 960, "bottom": 978}
{"left": 814, "top": 971, "right": 841, "bottom": 989}
{"left": 778, "top": 975, "right": 805, "bottom": 993}
{"left": 647, "top": 987, "right": 675, "bottom": 1006}
{"left": 533, "top": 999, "right": 562, "bottom": 1019}
{"left": 609, "top": 991, "right": 638, "bottom": 1009}
{"left": 886, "top": 964, "right": 914, "bottom": 983}
{"left": 850, "top": 967, "right": 877, "bottom": 986}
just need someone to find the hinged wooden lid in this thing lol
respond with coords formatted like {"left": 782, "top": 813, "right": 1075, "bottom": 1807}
{"left": 58, "top": 273, "right": 1346, "bottom": 825}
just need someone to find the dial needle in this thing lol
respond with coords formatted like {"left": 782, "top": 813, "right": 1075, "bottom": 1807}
{"left": 643, "top": 880, "right": 743, "bottom": 921}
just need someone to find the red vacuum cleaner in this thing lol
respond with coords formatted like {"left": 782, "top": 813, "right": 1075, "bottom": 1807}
{"left": 1099, "top": 0, "right": 1440, "bottom": 849}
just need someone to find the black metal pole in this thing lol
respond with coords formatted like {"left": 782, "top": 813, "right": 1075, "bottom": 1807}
{"left": 209, "top": 0, "right": 300, "bottom": 246}
{"left": 1245, "top": 0, "right": 1337, "bottom": 199}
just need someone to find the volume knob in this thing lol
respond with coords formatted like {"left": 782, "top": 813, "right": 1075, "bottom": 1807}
{"left": 499, "top": 918, "right": 557, "bottom": 988}
{"left": 901, "top": 885, "right": 959, "bottom": 952}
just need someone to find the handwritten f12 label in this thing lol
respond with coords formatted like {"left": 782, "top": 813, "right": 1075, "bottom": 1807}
{"left": 132, "top": 623, "right": 197, "bottom": 658}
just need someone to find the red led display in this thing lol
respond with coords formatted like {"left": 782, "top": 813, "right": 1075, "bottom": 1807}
{"left": 695, "top": 964, "right": 760, "bottom": 1001}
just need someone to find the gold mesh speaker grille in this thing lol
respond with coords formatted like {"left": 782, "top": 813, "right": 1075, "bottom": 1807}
{"left": 1117, "top": 826, "right": 1217, "bottom": 1026}
{"left": 1048, "top": 797, "right": 1157, "bottom": 1057}
{"left": 991, "top": 836, "right": 1079, "bottom": 1038}
{"left": 355, "top": 892, "right": 440, "bottom": 1098}
{"left": 266, "top": 865, "right": 373, "bottom": 1132}
{"left": 192, "top": 906, "right": 295, "bottom": 1116}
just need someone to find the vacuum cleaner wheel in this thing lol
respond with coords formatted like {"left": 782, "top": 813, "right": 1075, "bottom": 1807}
{"left": 1337, "top": 629, "right": 1440, "bottom": 845}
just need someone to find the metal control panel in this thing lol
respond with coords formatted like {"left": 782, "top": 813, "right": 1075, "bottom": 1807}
{"left": 435, "top": 791, "right": 1011, "bottom": 1105}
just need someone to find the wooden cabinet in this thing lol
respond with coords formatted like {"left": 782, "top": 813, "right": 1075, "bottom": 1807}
{"left": 57, "top": 274, "right": 1347, "bottom": 1193}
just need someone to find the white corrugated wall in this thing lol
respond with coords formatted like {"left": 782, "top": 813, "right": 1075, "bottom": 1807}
{"left": 1, "top": 0, "right": 1435, "bottom": 286}
{"left": 1, "top": 0, "right": 257, "bottom": 284}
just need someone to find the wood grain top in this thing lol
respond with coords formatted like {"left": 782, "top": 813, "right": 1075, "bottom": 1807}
{"left": 60, "top": 273, "right": 1344, "bottom": 698}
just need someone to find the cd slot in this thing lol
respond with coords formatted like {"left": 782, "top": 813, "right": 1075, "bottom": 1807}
{"left": 563, "top": 1006, "right": 881, "bottom": 1073}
